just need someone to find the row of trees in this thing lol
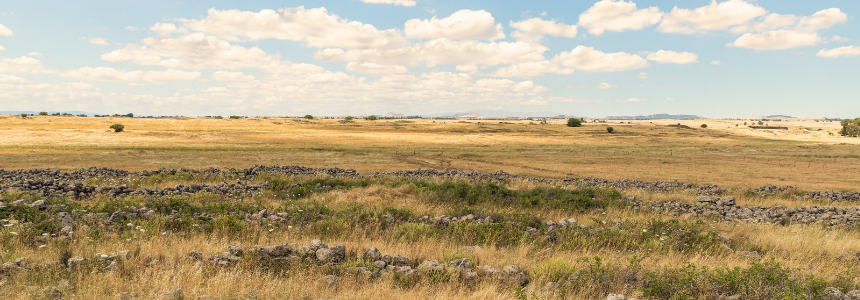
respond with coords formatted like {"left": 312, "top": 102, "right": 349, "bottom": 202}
{"left": 842, "top": 118, "right": 860, "bottom": 137}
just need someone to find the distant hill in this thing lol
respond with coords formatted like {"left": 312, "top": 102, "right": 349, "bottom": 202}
{"left": 605, "top": 114, "right": 702, "bottom": 120}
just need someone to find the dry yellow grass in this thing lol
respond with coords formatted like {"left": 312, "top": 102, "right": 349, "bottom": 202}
{"left": 1, "top": 115, "right": 859, "bottom": 190}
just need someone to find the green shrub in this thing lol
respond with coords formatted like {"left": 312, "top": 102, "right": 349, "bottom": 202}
{"left": 567, "top": 118, "right": 583, "bottom": 127}
{"left": 110, "top": 124, "right": 125, "bottom": 132}
{"left": 39, "top": 111, "right": 48, "bottom": 116}
{"left": 229, "top": 115, "right": 240, "bottom": 119}
{"left": 841, "top": 118, "right": 860, "bottom": 137}
{"left": 344, "top": 116, "right": 354, "bottom": 121}
{"left": 365, "top": 115, "right": 378, "bottom": 121}
{"left": 20, "top": 113, "right": 27, "bottom": 118}
{"left": 606, "top": 126, "right": 614, "bottom": 133}
{"left": 701, "top": 124, "right": 708, "bottom": 128}
{"left": 304, "top": 115, "right": 314, "bottom": 120}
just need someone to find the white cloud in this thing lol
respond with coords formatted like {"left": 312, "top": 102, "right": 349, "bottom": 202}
{"left": 0, "top": 45, "right": 5, "bottom": 51}
{"left": 816, "top": 46, "right": 860, "bottom": 58}
{"left": 578, "top": 0, "right": 663, "bottom": 36}
{"left": 61, "top": 67, "right": 201, "bottom": 85}
{"left": 490, "top": 61, "right": 574, "bottom": 78}
{"left": 27, "top": 52, "right": 44, "bottom": 57}
{"left": 126, "top": 26, "right": 138, "bottom": 31}
{"left": 666, "top": 97, "right": 677, "bottom": 101}
{"left": 211, "top": 71, "right": 257, "bottom": 82}
{"left": 659, "top": 0, "right": 767, "bottom": 34}
{"left": 730, "top": 30, "right": 822, "bottom": 50}
{"left": 552, "top": 46, "right": 648, "bottom": 72}
{"left": 734, "top": 8, "right": 847, "bottom": 34}
{"left": 0, "top": 74, "right": 29, "bottom": 84}
{"left": 568, "top": 82, "right": 618, "bottom": 89}
{"left": 102, "top": 33, "right": 281, "bottom": 70}
{"left": 346, "top": 62, "right": 409, "bottom": 74}
{"left": 543, "top": 96, "right": 601, "bottom": 103}
{"left": 0, "top": 56, "right": 49, "bottom": 74}
{"left": 637, "top": 72, "right": 648, "bottom": 79}
{"left": 0, "top": 24, "right": 12, "bottom": 36}
{"left": 150, "top": 23, "right": 185, "bottom": 36}
{"left": 89, "top": 37, "right": 109, "bottom": 45}
{"left": 645, "top": 50, "right": 698, "bottom": 64}
{"left": 359, "top": 0, "right": 416, "bottom": 7}
{"left": 617, "top": 97, "right": 648, "bottom": 103}
{"left": 510, "top": 18, "right": 577, "bottom": 42}
{"left": 404, "top": 10, "right": 505, "bottom": 41}
{"left": 183, "top": 7, "right": 407, "bottom": 49}
{"left": 710, "top": 60, "right": 722, "bottom": 65}
{"left": 315, "top": 39, "right": 548, "bottom": 67}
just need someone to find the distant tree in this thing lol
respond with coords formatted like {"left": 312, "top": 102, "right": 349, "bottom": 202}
{"left": 304, "top": 115, "right": 314, "bottom": 120}
{"left": 757, "top": 120, "right": 764, "bottom": 125}
{"left": 701, "top": 124, "right": 708, "bottom": 128}
{"left": 566, "top": 118, "right": 582, "bottom": 127}
{"left": 606, "top": 126, "right": 614, "bottom": 133}
{"left": 110, "top": 124, "right": 125, "bottom": 132}
{"left": 126, "top": 113, "right": 134, "bottom": 118}
{"left": 841, "top": 118, "right": 860, "bottom": 137}
{"left": 365, "top": 115, "right": 378, "bottom": 121}
{"left": 229, "top": 116, "right": 240, "bottom": 119}
{"left": 38, "top": 111, "right": 48, "bottom": 116}
{"left": 20, "top": 113, "right": 27, "bottom": 118}
{"left": 344, "top": 116, "right": 354, "bottom": 121}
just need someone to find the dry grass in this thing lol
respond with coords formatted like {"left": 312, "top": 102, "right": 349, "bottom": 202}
{"left": 1, "top": 115, "right": 859, "bottom": 190}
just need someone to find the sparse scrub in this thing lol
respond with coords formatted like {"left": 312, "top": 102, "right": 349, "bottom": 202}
{"left": 110, "top": 123, "right": 125, "bottom": 132}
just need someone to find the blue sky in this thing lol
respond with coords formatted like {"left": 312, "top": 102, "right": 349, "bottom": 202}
{"left": 0, "top": 0, "right": 858, "bottom": 118}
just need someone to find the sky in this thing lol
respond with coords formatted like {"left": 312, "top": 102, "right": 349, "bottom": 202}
{"left": 0, "top": 0, "right": 858, "bottom": 118}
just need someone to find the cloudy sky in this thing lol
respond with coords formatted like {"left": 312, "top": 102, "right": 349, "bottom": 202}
{"left": 0, "top": 0, "right": 858, "bottom": 118}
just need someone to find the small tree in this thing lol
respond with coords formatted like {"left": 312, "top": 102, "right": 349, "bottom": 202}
{"left": 344, "top": 116, "right": 354, "bottom": 121}
{"left": 701, "top": 124, "right": 708, "bottom": 128}
{"left": 20, "top": 113, "right": 27, "bottom": 118}
{"left": 757, "top": 120, "right": 764, "bottom": 125}
{"left": 365, "top": 115, "right": 378, "bottom": 121}
{"left": 567, "top": 118, "right": 582, "bottom": 127}
{"left": 304, "top": 115, "right": 314, "bottom": 120}
{"left": 39, "top": 112, "right": 48, "bottom": 116}
{"left": 841, "top": 118, "right": 860, "bottom": 137}
{"left": 606, "top": 126, "right": 614, "bottom": 133}
{"left": 229, "top": 116, "right": 240, "bottom": 119}
{"left": 110, "top": 124, "right": 125, "bottom": 132}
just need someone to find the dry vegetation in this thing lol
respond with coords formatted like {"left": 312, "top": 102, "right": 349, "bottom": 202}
{"left": 1, "top": 115, "right": 859, "bottom": 299}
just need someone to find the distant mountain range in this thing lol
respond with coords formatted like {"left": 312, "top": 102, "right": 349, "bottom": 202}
{"left": 604, "top": 114, "right": 703, "bottom": 120}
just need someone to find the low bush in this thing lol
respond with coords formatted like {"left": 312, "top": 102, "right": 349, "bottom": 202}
{"left": 110, "top": 124, "right": 124, "bottom": 132}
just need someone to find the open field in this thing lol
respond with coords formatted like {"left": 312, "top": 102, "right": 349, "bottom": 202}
{"left": 1, "top": 115, "right": 860, "bottom": 299}
{"left": 0, "top": 115, "right": 858, "bottom": 190}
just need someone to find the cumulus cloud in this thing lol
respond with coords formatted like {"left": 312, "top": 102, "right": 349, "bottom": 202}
{"left": 730, "top": 30, "right": 822, "bottom": 50}
{"left": 0, "top": 74, "right": 29, "bottom": 84}
{"left": 490, "top": 61, "right": 574, "bottom": 78}
{"left": 346, "top": 62, "right": 409, "bottom": 74}
{"left": 315, "top": 39, "right": 548, "bottom": 67}
{"left": 60, "top": 67, "right": 201, "bottom": 85}
{"left": 710, "top": 60, "right": 722, "bottom": 65}
{"left": 637, "top": 72, "right": 648, "bottom": 79}
{"left": 733, "top": 8, "right": 847, "bottom": 34}
{"left": 0, "top": 45, "right": 5, "bottom": 51}
{"left": 102, "top": 33, "right": 280, "bottom": 70}
{"left": 89, "top": 37, "right": 109, "bottom": 45}
{"left": 509, "top": 18, "right": 577, "bottom": 42}
{"left": 817, "top": 46, "right": 860, "bottom": 58}
{"left": 183, "top": 7, "right": 408, "bottom": 49}
{"left": 27, "top": 52, "right": 43, "bottom": 57}
{"left": 0, "top": 56, "right": 50, "bottom": 74}
{"left": 645, "top": 50, "right": 698, "bottom": 64}
{"left": 0, "top": 24, "right": 12, "bottom": 36}
{"left": 659, "top": 0, "right": 766, "bottom": 34}
{"left": 359, "top": 0, "right": 416, "bottom": 7}
{"left": 404, "top": 10, "right": 505, "bottom": 41}
{"left": 552, "top": 46, "right": 648, "bottom": 72}
{"left": 578, "top": 0, "right": 663, "bottom": 36}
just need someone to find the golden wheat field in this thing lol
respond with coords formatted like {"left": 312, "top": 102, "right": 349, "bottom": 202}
{"left": 1, "top": 115, "right": 860, "bottom": 300}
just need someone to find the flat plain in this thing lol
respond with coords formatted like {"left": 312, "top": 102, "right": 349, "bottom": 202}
{"left": 1, "top": 115, "right": 860, "bottom": 300}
